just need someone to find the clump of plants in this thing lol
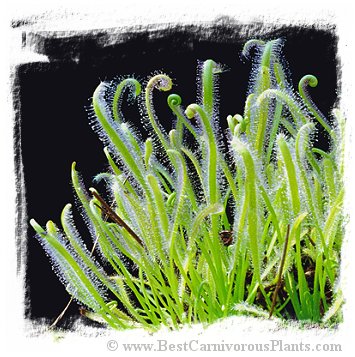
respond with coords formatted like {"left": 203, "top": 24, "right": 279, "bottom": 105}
{"left": 30, "top": 38, "right": 345, "bottom": 330}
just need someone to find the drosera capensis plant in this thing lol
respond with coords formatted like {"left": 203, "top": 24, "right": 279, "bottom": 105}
{"left": 30, "top": 38, "right": 345, "bottom": 330}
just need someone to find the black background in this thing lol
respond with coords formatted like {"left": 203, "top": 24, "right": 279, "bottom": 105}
{"left": 14, "top": 20, "right": 338, "bottom": 328}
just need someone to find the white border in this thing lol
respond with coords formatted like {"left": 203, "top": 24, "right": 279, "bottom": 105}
{"left": 2, "top": 1, "right": 354, "bottom": 355}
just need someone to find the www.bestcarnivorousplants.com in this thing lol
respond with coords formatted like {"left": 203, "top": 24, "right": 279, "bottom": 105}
{"left": 106, "top": 339, "right": 342, "bottom": 353}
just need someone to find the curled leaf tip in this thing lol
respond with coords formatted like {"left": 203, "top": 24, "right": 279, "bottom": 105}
{"left": 167, "top": 94, "right": 182, "bottom": 107}
{"left": 299, "top": 74, "right": 318, "bottom": 90}
{"left": 242, "top": 39, "right": 265, "bottom": 58}
{"left": 185, "top": 104, "right": 197, "bottom": 119}
{"left": 112, "top": 78, "right": 142, "bottom": 122}
{"left": 147, "top": 74, "right": 173, "bottom": 92}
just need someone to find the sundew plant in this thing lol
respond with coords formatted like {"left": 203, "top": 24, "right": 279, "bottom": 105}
{"left": 30, "top": 38, "right": 345, "bottom": 330}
